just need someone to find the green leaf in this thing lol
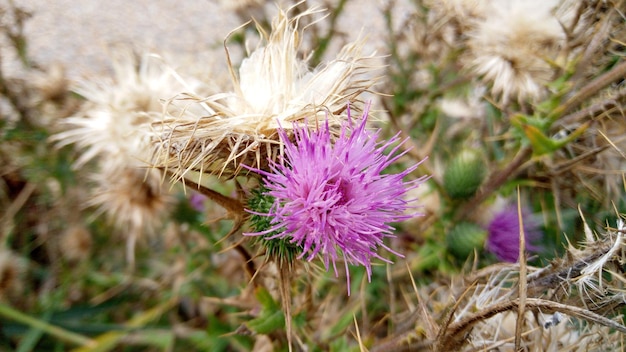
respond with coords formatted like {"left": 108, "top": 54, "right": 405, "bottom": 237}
{"left": 328, "top": 306, "right": 357, "bottom": 337}
{"left": 246, "top": 310, "right": 285, "bottom": 335}
{"left": 511, "top": 114, "right": 589, "bottom": 156}
{"left": 0, "top": 302, "right": 92, "bottom": 347}
{"left": 119, "top": 329, "right": 174, "bottom": 349}
{"left": 16, "top": 312, "right": 51, "bottom": 352}
{"left": 254, "top": 287, "right": 280, "bottom": 311}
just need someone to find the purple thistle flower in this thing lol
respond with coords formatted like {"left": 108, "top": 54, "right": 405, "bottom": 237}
{"left": 246, "top": 105, "right": 427, "bottom": 294}
{"left": 486, "top": 205, "right": 542, "bottom": 262}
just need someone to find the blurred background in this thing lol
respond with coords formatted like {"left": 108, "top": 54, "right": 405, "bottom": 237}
{"left": 1, "top": 0, "right": 625, "bottom": 351}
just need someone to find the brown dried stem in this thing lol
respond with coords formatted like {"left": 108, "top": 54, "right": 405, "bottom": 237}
{"left": 549, "top": 59, "right": 626, "bottom": 121}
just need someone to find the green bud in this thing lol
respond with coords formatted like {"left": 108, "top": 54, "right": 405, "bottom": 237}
{"left": 247, "top": 185, "right": 302, "bottom": 266}
{"left": 443, "top": 149, "right": 486, "bottom": 199}
{"left": 446, "top": 222, "right": 487, "bottom": 259}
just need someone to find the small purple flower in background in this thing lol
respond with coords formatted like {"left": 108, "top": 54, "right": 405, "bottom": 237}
{"left": 246, "top": 105, "right": 427, "bottom": 294}
{"left": 189, "top": 192, "right": 206, "bottom": 213}
{"left": 486, "top": 205, "right": 542, "bottom": 262}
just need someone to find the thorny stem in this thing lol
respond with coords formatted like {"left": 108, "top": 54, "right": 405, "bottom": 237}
{"left": 376, "top": 231, "right": 626, "bottom": 351}
{"left": 230, "top": 243, "right": 253, "bottom": 274}
{"left": 549, "top": 60, "right": 626, "bottom": 121}
{"left": 568, "top": 6, "right": 615, "bottom": 84}
{"left": 164, "top": 170, "right": 247, "bottom": 238}
{"left": 165, "top": 171, "right": 258, "bottom": 282}
{"left": 444, "top": 298, "right": 626, "bottom": 348}
{"left": 525, "top": 240, "right": 615, "bottom": 297}
{"left": 555, "top": 88, "right": 625, "bottom": 128}
{"left": 279, "top": 265, "right": 294, "bottom": 352}
{"left": 514, "top": 190, "right": 527, "bottom": 352}
{"left": 373, "top": 297, "right": 626, "bottom": 351}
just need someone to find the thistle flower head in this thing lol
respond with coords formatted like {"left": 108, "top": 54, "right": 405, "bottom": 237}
{"left": 486, "top": 205, "right": 542, "bottom": 262}
{"left": 246, "top": 105, "right": 427, "bottom": 294}
{"left": 151, "top": 5, "right": 380, "bottom": 180}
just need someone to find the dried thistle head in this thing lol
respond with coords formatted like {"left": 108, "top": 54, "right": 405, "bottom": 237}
{"left": 89, "top": 166, "right": 172, "bottom": 233}
{"left": 150, "top": 5, "right": 381, "bottom": 181}
{"left": 89, "top": 165, "right": 173, "bottom": 266}
{"left": 52, "top": 49, "right": 186, "bottom": 169}
{"left": 51, "top": 49, "right": 182, "bottom": 263}
{"left": 464, "top": 0, "right": 566, "bottom": 104}
{"left": 59, "top": 224, "right": 93, "bottom": 262}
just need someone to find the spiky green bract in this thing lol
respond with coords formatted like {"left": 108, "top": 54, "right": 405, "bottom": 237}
{"left": 443, "top": 149, "right": 486, "bottom": 199}
{"left": 247, "top": 185, "right": 302, "bottom": 266}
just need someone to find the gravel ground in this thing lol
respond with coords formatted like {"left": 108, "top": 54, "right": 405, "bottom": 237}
{"left": 11, "top": 0, "right": 239, "bottom": 78}
{"left": 8, "top": 0, "right": 407, "bottom": 80}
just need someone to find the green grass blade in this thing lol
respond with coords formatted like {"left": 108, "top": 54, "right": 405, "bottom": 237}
{"left": 0, "top": 302, "right": 93, "bottom": 347}
{"left": 70, "top": 297, "right": 177, "bottom": 352}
